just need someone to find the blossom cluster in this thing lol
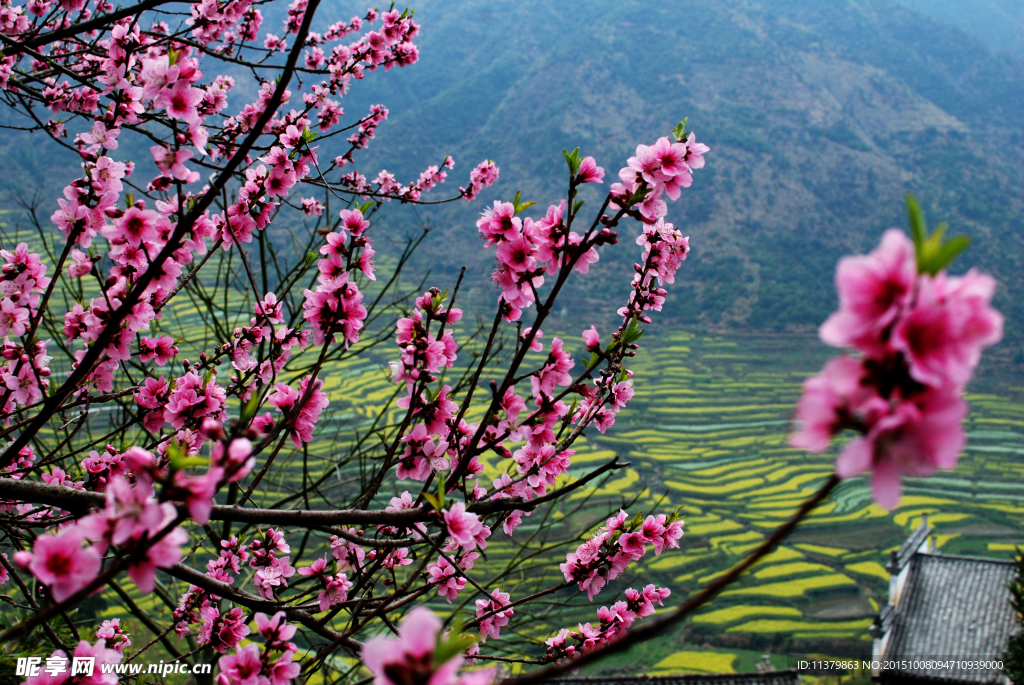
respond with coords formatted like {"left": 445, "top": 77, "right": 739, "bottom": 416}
{"left": 610, "top": 133, "right": 709, "bottom": 223}
{"left": 174, "top": 535, "right": 248, "bottom": 642}
{"left": 298, "top": 555, "right": 353, "bottom": 610}
{"left": 216, "top": 612, "right": 300, "bottom": 685}
{"left": 544, "top": 584, "right": 671, "bottom": 660}
{"left": 477, "top": 193, "right": 605, "bottom": 322}
{"left": 791, "top": 227, "right": 1003, "bottom": 508}
{"left": 15, "top": 421, "right": 256, "bottom": 607}
{"left": 248, "top": 528, "right": 296, "bottom": 600}
{"left": 13, "top": 446, "right": 195, "bottom": 601}
{"left": 388, "top": 290, "right": 464, "bottom": 481}
{"left": 560, "top": 510, "right": 682, "bottom": 601}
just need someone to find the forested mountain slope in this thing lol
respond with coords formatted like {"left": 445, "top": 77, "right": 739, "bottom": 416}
{"left": 330, "top": 0, "right": 1024, "bottom": 342}
{"left": 897, "top": 0, "right": 1024, "bottom": 61}
{"left": 3, "top": 0, "right": 1023, "bottom": 344}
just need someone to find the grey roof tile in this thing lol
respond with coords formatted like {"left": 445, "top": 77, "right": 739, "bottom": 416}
{"left": 888, "top": 519, "right": 933, "bottom": 574}
{"left": 882, "top": 552, "right": 1016, "bottom": 683}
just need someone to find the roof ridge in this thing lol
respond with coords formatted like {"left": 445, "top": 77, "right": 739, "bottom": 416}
{"left": 914, "top": 551, "right": 1015, "bottom": 565}
{"left": 888, "top": 518, "right": 933, "bottom": 573}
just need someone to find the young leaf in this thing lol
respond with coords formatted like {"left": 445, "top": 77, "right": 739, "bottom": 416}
{"left": 514, "top": 201, "right": 536, "bottom": 215}
{"left": 573, "top": 199, "right": 584, "bottom": 215}
{"left": 566, "top": 397, "right": 579, "bottom": 420}
{"left": 905, "top": 196, "right": 972, "bottom": 275}
{"left": 422, "top": 491, "right": 441, "bottom": 511}
{"left": 562, "top": 147, "right": 581, "bottom": 176}
{"left": 671, "top": 117, "right": 689, "bottom": 142}
{"left": 433, "top": 624, "right": 477, "bottom": 668}
{"left": 929, "top": 234, "right": 971, "bottom": 274}
{"left": 905, "top": 194, "right": 927, "bottom": 255}
{"left": 666, "top": 504, "right": 686, "bottom": 523}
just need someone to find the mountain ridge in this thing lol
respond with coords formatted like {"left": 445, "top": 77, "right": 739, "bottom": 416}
{"left": 332, "top": 0, "right": 1024, "bottom": 345}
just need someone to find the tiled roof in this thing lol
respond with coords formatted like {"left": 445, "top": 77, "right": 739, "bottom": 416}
{"left": 544, "top": 672, "right": 799, "bottom": 685}
{"left": 887, "top": 519, "right": 933, "bottom": 574}
{"left": 880, "top": 552, "right": 1016, "bottom": 683}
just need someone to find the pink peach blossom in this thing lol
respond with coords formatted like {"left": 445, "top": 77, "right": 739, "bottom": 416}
{"left": 819, "top": 229, "right": 916, "bottom": 356}
{"left": 892, "top": 269, "right": 1003, "bottom": 389}
{"left": 443, "top": 501, "right": 483, "bottom": 551}
{"left": 25, "top": 527, "right": 101, "bottom": 602}
{"left": 837, "top": 389, "right": 967, "bottom": 509}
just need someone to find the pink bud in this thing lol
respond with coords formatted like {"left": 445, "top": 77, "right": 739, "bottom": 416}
{"left": 228, "top": 438, "right": 252, "bottom": 461}
{"left": 201, "top": 418, "right": 225, "bottom": 440}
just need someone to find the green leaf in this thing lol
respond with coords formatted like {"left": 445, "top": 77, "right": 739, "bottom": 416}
{"left": 433, "top": 619, "right": 477, "bottom": 668}
{"left": 240, "top": 392, "right": 261, "bottom": 425}
{"left": 359, "top": 200, "right": 375, "bottom": 214}
{"left": 587, "top": 351, "right": 599, "bottom": 369}
{"left": 666, "top": 504, "right": 686, "bottom": 523}
{"left": 630, "top": 511, "right": 643, "bottom": 529}
{"left": 432, "top": 288, "right": 449, "bottom": 310}
{"left": 562, "top": 147, "right": 581, "bottom": 176}
{"left": 905, "top": 194, "right": 927, "bottom": 255}
{"left": 301, "top": 126, "right": 317, "bottom": 143}
{"left": 905, "top": 196, "right": 972, "bottom": 275}
{"left": 566, "top": 397, "right": 579, "bottom": 420}
{"left": 422, "top": 491, "right": 441, "bottom": 511}
{"left": 930, "top": 234, "right": 971, "bottom": 274}
{"left": 628, "top": 183, "right": 652, "bottom": 205}
{"left": 437, "top": 476, "right": 446, "bottom": 510}
{"left": 620, "top": 317, "right": 645, "bottom": 345}
{"left": 305, "top": 250, "right": 318, "bottom": 267}
{"left": 573, "top": 199, "right": 584, "bottom": 215}
{"left": 671, "top": 117, "right": 689, "bottom": 142}
{"left": 511, "top": 189, "right": 535, "bottom": 215}
{"left": 166, "top": 439, "right": 202, "bottom": 473}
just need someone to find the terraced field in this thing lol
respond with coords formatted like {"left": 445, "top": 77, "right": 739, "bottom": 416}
{"left": 583, "top": 330, "right": 1024, "bottom": 674}
{"left": 7, "top": 220, "right": 1024, "bottom": 677}
{"left": 194, "top": 325, "right": 1024, "bottom": 675}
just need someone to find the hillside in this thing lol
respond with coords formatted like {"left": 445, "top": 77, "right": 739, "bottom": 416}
{"left": 897, "top": 0, "right": 1024, "bottom": 61}
{"left": 3, "top": 0, "right": 1023, "bottom": 343}
{"left": 326, "top": 0, "right": 1024, "bottom": 345}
